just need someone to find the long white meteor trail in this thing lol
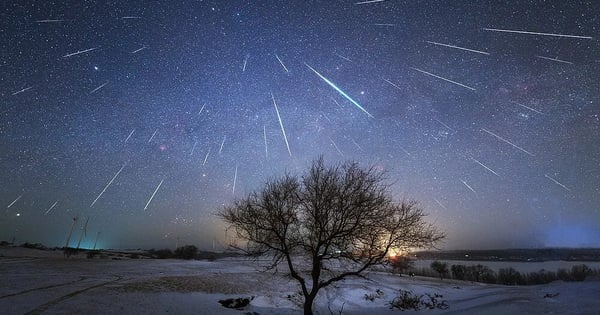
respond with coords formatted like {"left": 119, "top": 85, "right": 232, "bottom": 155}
{"left": 514, "top": 102, "right": 544, "bottom": 115}
{"left": 144, "top": 179, "right": 164, "bottom": 210}
{"left": 44, "top": 201, "right": 58, "bottom": 215}
{"left": 535, "top": 55, "right": 573, "bottom": 65}
{"left": 242, "top": 54, "right": 249, "bottom": 72}
{"left": 274, "top": 54, "right": 289, "bottom": 72}
{"left": 329, "top": 137, "right": 344, "bottom": 157}
{"left": 481, "top": 128, "right": 534, "bottom": 156}
{"left": 148, "top": 129, "right": 158, "bottom": 143}
{"left": 271, "top": 93, "right": 292, "bottom": 156}
{"left": 90, "top": 81, "right": 109, "bottom": 94}
{"left": 63, "top": 47, "right": 98, "bottom": 58}
{"left": 334, "top": 53, "right": 351, "bottom": 62}
{"left": 36, "top": 19, "right": 64, "bottom": 23}
{"left": 7, "top": 194, "right": 23, "bottom": 208}
{"left": 124, "top": 129, "right": 135, "bottom": 144}
{"left": 130, "top": 46, "right": 147, "bottom": 54}
{"left": 232, "top": 165, "right": 238, "bottom": 195}
{"left": 482, "top": 28, "right": 593, "bottom": 39}
{"left": 12, "top": 86, "right": 33, "bottom": 96}
{"left": 305, "top": 63, "right": 374, "bottom": 118}
{"left": 426, "top": 40, "right": 490, "bottom": 55}
{"left": 433, "top": 198, "right": 447, "bottom": 210}
{"left": 411, "top": 67, "right": 476, "bottom": 91}
{"left": 203, "top": 148, "right": 211, "bottom": 165}
{"left": 355, "top": 0, "right": 386, "bottom": 4}
{"left": 219, "top": 136, "right": 226, "bottom": 154}
{"left": 544, "top": 174, "right": 571, "bottom": 192}
{"left": 90, "top": 164, "right": 126, "bottom": 208}
{"left": 263, "top": 125, "right": 268, "bottom": 158}
{"left": 471, "top": 157, "right": 500, "bottom": 176}
{"left": 460, "top": 179, "right": 477, "bottom": 195}
{"left": 383, "top": 78, "right": 402, "bottom": 90}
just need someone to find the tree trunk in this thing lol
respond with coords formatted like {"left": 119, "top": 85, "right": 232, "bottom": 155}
{"left": 303, "top": 294, "right": 316, "bottom": 315}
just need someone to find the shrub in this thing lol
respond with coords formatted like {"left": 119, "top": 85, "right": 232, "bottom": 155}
{"left": 451, "top": 264, "right": 467, "bottom": 280}
{"left": 571, "top": 264, "right": 590, "bottom": 281}
{"left": 389, "top": 290, "right": 448, "bottom": 311}
{"left": 557, "top": 268, "right": 570, "bottom": 281}
{"left": 498, "top": 267, "right": 523, "bottom": 285}
{"left": 389, "top": 290, "right": 421, "bottom": 310}
{"left": 174, "top": 245, "right": 198, "bottom": 260}
{"left": 149, "top": 248, "right": 173, "bottom": 259}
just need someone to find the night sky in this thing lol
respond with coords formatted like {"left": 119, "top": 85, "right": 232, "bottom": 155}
{"left": 1, "top": 0, "right": 599, "bottom": 250}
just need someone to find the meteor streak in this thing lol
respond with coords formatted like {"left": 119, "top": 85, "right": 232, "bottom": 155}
{"left": 144, "top": 179, "right": 164, "bottom": 210}
{"left": 7, "top": 194, "right": 23, "bottom": 208}
{"left": 271, "top": 93, "right": 292, "bottom": 156}
{"left": 460, "top": 179, "right": 477, "bottom": 194}
{"left": 148, "top": 129, "right": 158, "bottom": 143}
{"left": 334, "top": 53, "right": 351, "bottom": 62}
{"left": 482, "top": 28, "right": 593, "bottom": 39}
{"left": 471, "top": 157, "right": 500, "bottom": 176}
{"left": 329, "top": 137, "right": 344, "bottom": 157}
{"left": 433, "top": 198, "right": 447, "bottom": 210}
{"left": 44, "top": 201, "right": 58, "bottom": 215}
{"left": 263, "top": 125, "right": 268, "bottom": 158}
{"left": 90, "top": 163, "right": 126, "bottom": 208}
{"left": 199, "top": 103, "right": 206, "bottom": 114}
{"left": 383, "top": 78, "right": 402, "bottom": 90}
{"left": 411, "top": 67, "right": 476, "bottom": 91}
{"left": 242, "top": 54, "right": 249, "bottom": 72}
{"left": 514, "top": 102, "right": 544, "bottom": 115}
{"left": 305, "top": 63, "right": 374, "bottom": 118}
{"left": 355, "top": 0, "right": 386, "bottom": 4}
{"left": 89, "top": 81, "right": 108, "bottom": 94}
{"left": 124, "top": 129, "right": 135, "bottom": 144}
{"left": 426, "top": 40, "right": 490, "bottom": 55}
{"left": 63, "top": 47, "right": 98, "bottom": 58}
{"left": 481, "top": 128, "right": 534, "bottom": 156}
{"left": 12, "top": 86, "right": 33, "bottom": 96}
{"left": 190, "top": 141, "right": 197, "bottom": 156}
{"left": 130, "top": 46, "right": 147, "bottom": 54}
{"left": 434, "top": 118, "right": 456, "bottom": 132}
{"left": 219, "top": 136, "right": 226, "bottom": 154}
{"left": 203, "top": 148, "right": 211, "bottom": 165}
{"left": 544, "top": 174, "right": 571, "bottom": 192}
{"left": 535, "top": 55, "right": 573, "bottom": 65}
{"left": 274, "top": 54, "right": 289, "bottom": 72}
{"left": 232, "top": 165, "right": 238, "bottom": 195}
{"left": 36, "top": 19, "right": 64, "bottom": 23}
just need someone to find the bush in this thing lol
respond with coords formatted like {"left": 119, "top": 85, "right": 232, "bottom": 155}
{"left": 389, "top": 290, "right": 448, "bottom": 311}
{"left": 389, "top": 290, "right": 421, "bottom": 310}
{"left": 571, "top": 264, "right": 590, "bottom": 281}
{"left": 149, "top": 248, "right": 173, "bottom": 259}
{"left": 451, "top": 264, "right": 467, "bottom": 280}
{"left": 498, "top": 267, "right": 523, "bottom": 285}
{"left": 174, "top": 245, "right": 198, "bottom": 260}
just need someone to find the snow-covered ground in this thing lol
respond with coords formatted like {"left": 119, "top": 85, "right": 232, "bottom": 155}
{"left": 1, "top": 247, "right": 599, "bottom": 314}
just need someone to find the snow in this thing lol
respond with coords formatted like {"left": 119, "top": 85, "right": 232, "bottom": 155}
{"left": 1, "top": 247, "right": 599, "bottom": 314}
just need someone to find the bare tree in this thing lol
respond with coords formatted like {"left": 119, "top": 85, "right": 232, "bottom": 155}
{"left": 219, "top": 158, "right": 444, "bottom": 315}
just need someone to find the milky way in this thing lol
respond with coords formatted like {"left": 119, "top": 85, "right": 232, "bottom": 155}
{"left": 1, "top": 1, "right": 599, "bottom": 249}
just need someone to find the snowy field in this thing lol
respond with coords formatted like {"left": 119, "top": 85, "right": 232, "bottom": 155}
{"left": 413, "top": 259, "right": 600, "bottom": 273}
{"left": 1, "top": 247, "right": 599, "bottom": 314}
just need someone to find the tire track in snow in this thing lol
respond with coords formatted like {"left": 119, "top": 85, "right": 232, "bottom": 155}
{"left": 0, "top": 276, "right": 86, "bottom": 299}
{"left": 24, "top": 275, "right": 123, "bottom": 315}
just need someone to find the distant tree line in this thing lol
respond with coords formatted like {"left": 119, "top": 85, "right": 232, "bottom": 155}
{"left": 394, "top": 260, "right": 598, "bottom": 285}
